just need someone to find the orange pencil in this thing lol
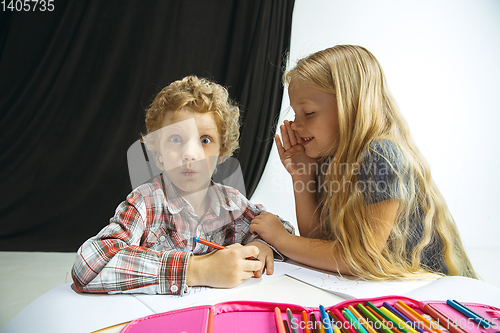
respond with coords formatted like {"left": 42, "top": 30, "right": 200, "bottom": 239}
{"left": 396, "top": 301, "right": 440, "bottom": 333}
{"left": 206, "top": 308, "right": 214, "bottom": 333}
{"left": 275, "top": 307, "right": 287, "bottom": 333}
{"left": 423, "top": 304, "right": 467, "bottom": 333}
{"left": 194, "top": 237, "right": 259, "bottom": 260}
{"left": 393, "top": 303, "right": 433, "bottom": 333}
{"left": 302, "top": 310, "right": 312, "bottom": 333}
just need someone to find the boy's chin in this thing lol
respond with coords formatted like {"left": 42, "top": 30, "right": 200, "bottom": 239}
{"left": 171, "top": 180, "right": 211, "bottom": 195}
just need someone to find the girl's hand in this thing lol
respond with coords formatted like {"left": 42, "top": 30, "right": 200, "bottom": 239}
{"left": 275, "top": 120, "right": 319, "bottom": 180}
{"left": 186, "top": 243, "right": 262, "bottom": 288}
{"left": 250, "top": 212, "right": 291, "bottom": 250}
{"left": 246, "top": 241, "right": 275, "bottom": 277}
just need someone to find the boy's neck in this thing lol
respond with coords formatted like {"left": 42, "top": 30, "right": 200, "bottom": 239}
{"left": 182, "top": 187, "right": 210, "bottom": 218}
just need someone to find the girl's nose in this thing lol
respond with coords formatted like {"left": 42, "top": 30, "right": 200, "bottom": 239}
{"left": 290, "top": 118, "right": 303, "bottom": 131}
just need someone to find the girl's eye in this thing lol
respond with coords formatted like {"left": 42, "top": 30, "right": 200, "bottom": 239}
{"left": 200, "top": 136, "right": 212, "bottom": 144}
{"left": 304, "top": 112, "right": 315, "bottom": 117}
{"left": 169, "top": 135, "right": 182, "bottom": 143}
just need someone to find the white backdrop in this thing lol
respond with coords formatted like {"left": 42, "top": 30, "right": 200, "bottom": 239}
{"left": 251, "top": 0, "right": 500, "bottom": 252}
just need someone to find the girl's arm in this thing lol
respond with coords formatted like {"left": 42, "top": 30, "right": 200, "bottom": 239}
{"left": 251, "top": 200, "right": 399, "bottom": 274}
{"left": 275, "top": 121, "right": 321, "bottom": 236}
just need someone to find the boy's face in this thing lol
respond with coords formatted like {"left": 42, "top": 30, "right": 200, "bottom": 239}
{"left": 158, "top": 109, "right": 221, "bottom": 196}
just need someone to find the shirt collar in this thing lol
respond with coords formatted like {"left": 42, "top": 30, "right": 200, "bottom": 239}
{"left": 159, "top": 174, "right": 240, "bottom": 217}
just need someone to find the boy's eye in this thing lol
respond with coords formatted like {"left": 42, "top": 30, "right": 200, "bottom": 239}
{"left": 200, "top": 136, "right": 212, "bottom": 144}
{"left": 169, "top": 135, "right": 182, "bottom": 143}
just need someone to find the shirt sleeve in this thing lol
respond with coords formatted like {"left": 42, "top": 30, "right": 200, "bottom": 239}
{"left": 71, "top": 189, "right": 191, "bottom": 295}
{"left": 358, "top": 140, "right": 405, "bottom": 205}
{"left": 233, "top": 194, "right": 295, "bottom": 261}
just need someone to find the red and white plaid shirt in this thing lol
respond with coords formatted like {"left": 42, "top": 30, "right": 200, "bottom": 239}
{"left": 72, "top": 174, "right": 293, "bottom": 295}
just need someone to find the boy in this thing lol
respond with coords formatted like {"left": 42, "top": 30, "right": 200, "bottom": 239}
{"left": 71, "top": 76, "right": 293, "bottom": 295}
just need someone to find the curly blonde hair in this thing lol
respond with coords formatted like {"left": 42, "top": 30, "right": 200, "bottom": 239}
{"left": 143, "top": 76, "right": 240, "bottom": 167}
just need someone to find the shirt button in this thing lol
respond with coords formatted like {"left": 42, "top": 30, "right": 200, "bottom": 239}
{"left": 170, "top": 284, "right": 178, "bottom": 293}
{"left": 159, "top": 236, "right": 166, "bottom": 242}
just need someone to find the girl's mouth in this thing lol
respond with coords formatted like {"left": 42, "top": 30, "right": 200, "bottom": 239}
{"left": 301, "top": 136, "right": 313, "bottom": 145}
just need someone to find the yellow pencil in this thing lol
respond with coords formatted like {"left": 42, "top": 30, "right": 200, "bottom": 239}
{"left": 380, "top": 307, "right": 417, "bottom": 333}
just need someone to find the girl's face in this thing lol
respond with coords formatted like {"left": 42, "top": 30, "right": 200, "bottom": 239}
{"left": 288, "top": 79, "right": 340, "bottom": 158}
{"left": 158, "top": 109, "right": 221, "bottom": 195}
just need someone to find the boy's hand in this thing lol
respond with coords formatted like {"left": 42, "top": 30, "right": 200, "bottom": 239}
{"left": 246, "top": 241, "right": 274, "bottom": 278}
{"left": 275, "top": 120, "right": 319, "bottom": 180}
{"left": 186, "top": 243, "right": 262, "bottom": 288}
{"left": 250, "top": 212, "right": 292, "bottom": 249}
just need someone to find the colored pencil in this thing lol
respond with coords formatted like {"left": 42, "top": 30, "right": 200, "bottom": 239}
{"left": 320, "top": 305, "right": 334, "bottom": 333}
{"left": 275, "top": 307, "right": 286, "bottom": 333}
{"left": 423, "top": 304, "right": 467, "bottom": 333}
{"left": 357, "top": 303, "right": 393, "bottom": 333}
{"left": 311, "top": 313, "right": 320, "bottom": 333}
{"left": 206, "top": 308, "right": 214, "bottom": 333}
{"left": 393, "top": 302, "right": 432, "bottom": 333}
{"left": 194, "top": 237, "right": 259, "bottom": 260}
{"left": 330, "top": 310, "right": 354, "bottom": 333}
{"left": 284, "top": 320, "right": 291, "bottom": 333}
{"left": 348, "top": 305, "right": 378, "bottom": 333}
{"left": 380, "top": 306, "right": 417, "bottom": 333}
{"left": 396, "top": 301, "right": 441, "bottom": 333}
{"left": 383, "top": 302, "right": 423, "bottom": 333}
{"left": 344, "top": 308, "right": 369, "bottom": 333}
{"left": 333, "top": 308, "right": 358, "bottom": 333}
{"left": 447, "top": 300, "right": 491, "bottom": 329}
{"left": 303, "top": 310, "right": 312, "bottom": 333}
{"left": 367, "top": 302, "right": 410, "bottom": 333}
{"left": 365, "top": 305, "right": 404, "bottom": 333}
{"left": 287, "top": 308, "right": 299, "bottom": 333}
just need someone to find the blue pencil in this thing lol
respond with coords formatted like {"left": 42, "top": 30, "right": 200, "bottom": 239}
{"left": 319, "top": 305, "right": 334, "bottom": 333}
{"left": 446, "top": 300, "right": 491, "bottom": 329}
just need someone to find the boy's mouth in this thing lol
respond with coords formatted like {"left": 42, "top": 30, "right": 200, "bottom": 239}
{"left": 301, "top": 136, "right": 313, "bottom": 145}
{"left": 182, "top": 169, "right": 197, "bottom": 176}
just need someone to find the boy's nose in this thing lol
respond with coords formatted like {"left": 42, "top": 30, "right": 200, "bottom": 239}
{"left": 181, "top": 139, "right": 202, "bottom": 162}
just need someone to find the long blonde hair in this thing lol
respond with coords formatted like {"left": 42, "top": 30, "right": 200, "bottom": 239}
{"left": 285, "top": 45, "right": 476, "bottom": 280}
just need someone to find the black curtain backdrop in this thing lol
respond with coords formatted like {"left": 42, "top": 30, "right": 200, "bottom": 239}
{"left": 0, "top": 0, "right": 294, "bottom": 251}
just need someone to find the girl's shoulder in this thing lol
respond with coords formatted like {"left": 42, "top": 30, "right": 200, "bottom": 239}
{"left": 363, "top": 139, "right": 405, "bottom": 167}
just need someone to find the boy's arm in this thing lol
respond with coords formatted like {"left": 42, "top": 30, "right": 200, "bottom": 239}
{"left": 71, "top": 191, "right": 191, "bottom": 295}
{"left": 236, "top": 199, "right": 294, "bottom": 261}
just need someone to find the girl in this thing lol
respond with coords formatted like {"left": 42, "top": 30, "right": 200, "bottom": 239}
{"left": 251, "top": 45, "right": 476, "bottom": 280}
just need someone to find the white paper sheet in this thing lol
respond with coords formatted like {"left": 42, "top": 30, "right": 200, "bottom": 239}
{"left": 0, "top": 283, "right": 152, "bottom": 333}
{"left": 133, "top": 261, "right": 302, "bottom": 313}
{"left": 286, "top": 267, "right": 434, "bottom": 299}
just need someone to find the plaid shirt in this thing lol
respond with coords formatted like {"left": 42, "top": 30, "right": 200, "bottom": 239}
{"left": 72, "top": 174, "right": 293, "bottom": 295}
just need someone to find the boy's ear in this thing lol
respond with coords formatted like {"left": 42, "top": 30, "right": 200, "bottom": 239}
{"left": 217, "top": 155, "right": 226, "bottom": 164}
